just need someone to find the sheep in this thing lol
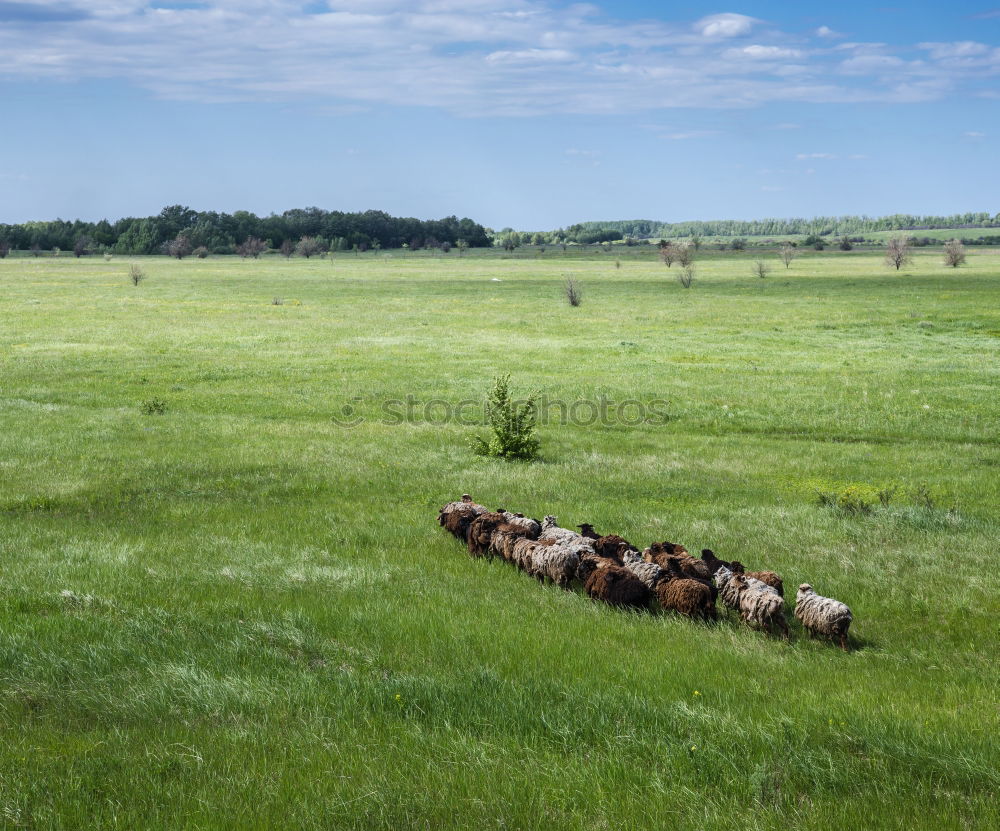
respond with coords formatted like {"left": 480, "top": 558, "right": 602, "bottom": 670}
{"left": 716, "top": 567, "right": 788, "bottom": 638}
{"left": 500, "top": 511, "right": 541, "bottom": 539}
{"left": 621, "top": 549, "right": 667, "bottom": 590}
{"left": 730, "top": 561, "right": 784, "bottom": 598}
{"left": 528, "top": 540, "right": 581, "bottom": 589}
{"left": 583, "top": 565, "right": 651, "bottom": 610}
{"left": 438, "top": 494, "right": 488, "bottom": 542}
{"left": 577, "top": 523, "right": 600, "bottom": 540}
{"left": 576, "top": 553, "right": 619, "bottom": 584}
{"left": 594, "top": 534, "right": 637, "bottom": 563}
{"left": 490, "top": 522, "right": 536, "bottom": 563}
{"left": 539, "top": 516, "right": 596, "bottom": 556}
{"left": 466, "top": 512, "right": 508, "bottom": 558}
{"left": 510, "top": 536, "right": 547, "bottom": 573}
{"left": 655, "top": 577, "right": 716, "bottom": 621}
{"left": 699, "top": 548, "right": 732, "bottom": 574}
{"left": 795, "top": 584, "right": 852, "bottom": 651}
{"left": 701, "top": 550, "right": 784, "bottom": 597}
{"left": 662, "top": 556, "right": 718, "bottom": 603}
{"left": 644, "top": 546, "right": 711, "bottom": 581}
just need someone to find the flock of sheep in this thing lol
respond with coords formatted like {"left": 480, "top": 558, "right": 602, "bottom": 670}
{"left": 438, "top": 494, "right": 853, "bottom": 650}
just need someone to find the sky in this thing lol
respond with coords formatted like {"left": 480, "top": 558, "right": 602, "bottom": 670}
{"left": 0, "top": 1, "right": 997, "bottom": 229}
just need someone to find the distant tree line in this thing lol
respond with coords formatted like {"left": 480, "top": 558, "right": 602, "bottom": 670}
{"left": 0, "top": 205, "right": 491, "bottom": 256}
{"left": 548, "top": 213, "right": 1000, "bottom": 243}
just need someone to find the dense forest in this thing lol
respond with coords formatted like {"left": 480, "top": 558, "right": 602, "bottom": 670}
{"left": 556, "top": 213, "right": 1000, "bottom": 242}
{"left": 0, "top": 206, "right": 491, "bottom": 255}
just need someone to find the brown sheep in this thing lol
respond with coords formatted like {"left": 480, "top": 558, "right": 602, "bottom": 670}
{"left": 466, "top": 512, "right": 507, "bottom": 558}
{"left": 662, "top": 556, "right": 718, "bottom": 603}
{"left": 438, "top": 494, "right": 487, "bottom": 542}
{"left": 656, "top": 577, "right": 716, "bottom": 620}
{"left": 593, "top": 534, "right": 636, "bottom": 563}
{"left": 699, "top": 548, "right": 732, "bottom": 574}
{"left": 490, "top": 522, "right": 536, "bottom": 563}
{"left": 576, "top": 553, "right": 619, "bottom": 584}
{"left": 583, "top": 565, "right": 651, "bottom": 610}
{"left": 644, "top": 547, "right": 711, "bottom": 581}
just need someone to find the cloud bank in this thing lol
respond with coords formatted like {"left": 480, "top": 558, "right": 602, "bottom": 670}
{"left": 0, "top": 2, "right": 997, "bottom": 115}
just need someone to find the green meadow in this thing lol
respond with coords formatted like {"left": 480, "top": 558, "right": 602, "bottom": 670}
{"left": 1, "top": 248, "right": 998, "bottom": 829}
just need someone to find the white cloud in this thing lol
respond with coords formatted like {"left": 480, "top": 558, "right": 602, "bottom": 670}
{"left": 839, "top": 55, "right": 905, "bottom": 74}
{"left": 963, "top": 130, "right": 986, "bottom": 138}
{"left": 0, "top": 2, "right": 990, "bottom": 116}
{"left": 814, "top": 26, "right": 842, "bottom": 39}
{"left": 725, "top": 45, "right": 803, "bottom": 60}
{"left": 918, "top": 41, "right": 989, "bottom": 60}
{"left": 693, "top": 13, "right": 755, "bottom": 38}
{"left": 796, "top": 153, "right": 836, "bottom": 160}
{"left": 661, "top": 130, "right": 719, "bottom": 140}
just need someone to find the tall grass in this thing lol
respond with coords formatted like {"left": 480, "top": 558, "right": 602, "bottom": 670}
{"left": 0, "top": 249, "right": 998, "bottom": 829}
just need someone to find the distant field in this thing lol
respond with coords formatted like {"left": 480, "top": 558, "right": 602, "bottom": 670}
{"left": 1, "top": 249, "right": 998, "bottom": 829}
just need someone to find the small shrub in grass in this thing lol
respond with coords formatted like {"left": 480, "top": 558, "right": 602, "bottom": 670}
{"left": 272, "top": 297, "right": 284, "bottom": 305}
{"left": 677, "top": 265, "right": 695, "bottom": 289}
{"left": 194, "top": 246, "right": 209, "bottom": 259}
{"left": 129, "top": 264, "right": 145, "bottom": 286}
{"left": 139, "top": 397, "right": 167, "bottom": 415}
{"left": 564, "top": 277, "right": 582, "bottom": 307}
{"left": 470, "top": 374, "right": 540, "bottom": 461}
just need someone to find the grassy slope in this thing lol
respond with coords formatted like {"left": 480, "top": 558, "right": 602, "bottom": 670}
{"left": 1, "top": 249, "right": 998, "bottom": 829}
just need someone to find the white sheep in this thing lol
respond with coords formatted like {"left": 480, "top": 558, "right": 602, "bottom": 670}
{"left": 622, "top": 549, "right": 666, "bottom": 590}
{"left": 715, "top": 566, "right": 788, "bottom": 638}
{"left": 795, "top": 584, "right": 852, "bottom": 651}
{"left": 539, "top": 516, "right": 596, "bottom": 555}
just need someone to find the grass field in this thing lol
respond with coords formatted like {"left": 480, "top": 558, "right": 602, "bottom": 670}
{"left": 1, "top": 248, "right": 998, "bottom": 829}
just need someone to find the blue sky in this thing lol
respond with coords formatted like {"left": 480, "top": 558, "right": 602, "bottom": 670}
{"left": 0, "top": 1, "right": 997, "bottom": 228}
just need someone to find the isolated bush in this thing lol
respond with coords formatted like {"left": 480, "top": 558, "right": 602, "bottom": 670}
{"left": 659, "top": 241, "right": 676, "bottom": 267}
{"left": 163, "top": 235, "right": 192, "bottom": 259}
{"left": 470, "top": 374, "right": 540, "bottom": 462}
{"left": 295, "top": 237, "right": 322, "bottom": 258}
{"left": 676, "top": 242, "right": 695, "bottom": 267}
{"left": 885, "top": 236, "right": 911, "bottom": 271}
{"left": 139, "top": 397, "right": 167, "bottom": 415}
{"left": 0, "top": 240, "right": 9, "bottom": 259}
{"left": 730, "top": 238, "right": 747, "bottom": 251}
{"left": 943, "top": 239, "right": 966, "bottom": 268}
{"left": 564, "top": 277, "right": 582, "bottom": 307}
{"left": 752, "top": 259, "right": 771, "bottom": 280}
{"left": 103, "top": 252, "right": 113, "bottom": 262}
{"left": 128, "top": 264, "right": 145, "bottom": 286}
{"left": 193, "top": 246, "right": 209, "bottom": 259}
{"left": 73, "top": 237, "right": 91, "bottom": 258}
{"left": 838, "top": 237, "right": 853, "bottom": 251}
{"left": 237, "top": 237, "right": 267, "bottom": 259}
{"left": 279, "top": 239, "right": 294, "bottom": 258}
{"left": 677, "top": 264, "right": 695, "bottom": 289}
{"left": 779, "top": 242, "right": 795, "bottom": 268}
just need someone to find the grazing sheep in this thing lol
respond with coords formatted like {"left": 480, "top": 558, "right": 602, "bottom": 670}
{"left": 490, "top": 522, "right": 536, "bottom": 563}
{"left": 795, "top": 584, "right": 852, "bottom": 651}
{"left": 539, "top": 516, "right": 596, "bottom": 556}
{"left": 576, "top": 553, "right": 619, "bottom": 584}
{"left": 529, "top": 540, "right": 582, "bottom": 589}
{"left": 510, "top": 536, "right": 548, "bottom": 573}
{"left": 716, "top": 567, "right": 788, "bottom": 638}
{"left": 656, "top": 577, "right": 716, "bottom": 621}
{"left": 584, "top": 565, "right": 651, "bottom": 610}
{"left": 699, "top": 548, "right": 733, "bottom": 574}
{"left": 466, "top": 512, "right": 508, "bottom": 558}
{"left": 644, "top": 547, "right": 711, "bottom": 581}
{"left": 438, "top": 494, "right": 488, "bottom": 542}
{"left": 663, "top": 557, "right": 718, "bottom": 603}
{"left": 594, "top": 534, "right": 637, "bottom": 562}
{"left": 500, "top": 511, "right": 541, "bottom": 539}
{"left": 621, "top": 549, "right": 667, "bottom": 590}
{"left": 577, "top": 523, "right": 600, "bottom": 540}
{"left": 730, "top": 561, "right": 784, "bottom": 597}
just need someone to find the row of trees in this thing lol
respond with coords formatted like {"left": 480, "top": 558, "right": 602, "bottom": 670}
{"left": 558, "top": 213, "right": 1000, "bottom": 242}
{"left": 0, "top": 206, "right": 491, "bottom": 256}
